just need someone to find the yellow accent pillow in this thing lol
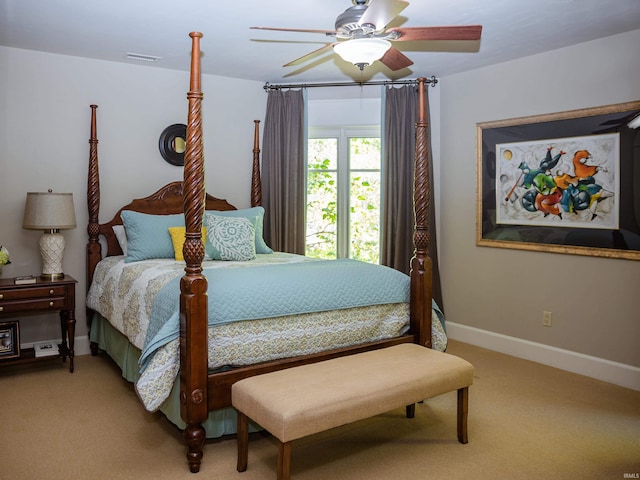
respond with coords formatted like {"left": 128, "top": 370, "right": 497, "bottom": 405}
{"left": 168, "top": 226, "right": 207, "bottom": 261}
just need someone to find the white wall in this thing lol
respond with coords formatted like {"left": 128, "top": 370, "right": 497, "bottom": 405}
{"left": 308, "top": 97, "right": 381, "bottom": 127}
{"left": 0, "top": 46, "right": 266, "bottom": 346}
{"left": 438, "top": 30, "right": 640, "bottom": 374}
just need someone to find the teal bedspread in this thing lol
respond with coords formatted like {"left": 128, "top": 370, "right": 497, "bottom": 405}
{"left": 140, "top": 259, "right": 410, "bottom": 370}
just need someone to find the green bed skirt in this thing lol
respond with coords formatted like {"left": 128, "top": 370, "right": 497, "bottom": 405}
{"left": 89, "top": 313, "right": 256, "bottom": 438}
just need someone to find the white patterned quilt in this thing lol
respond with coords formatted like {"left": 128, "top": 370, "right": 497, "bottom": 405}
{"left": 87, "top": 253, "right": 447, "bottom": 411}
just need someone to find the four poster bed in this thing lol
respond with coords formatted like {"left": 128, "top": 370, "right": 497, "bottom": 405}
{"left": 85, "top": 32, "right": 440, "bottom": 473}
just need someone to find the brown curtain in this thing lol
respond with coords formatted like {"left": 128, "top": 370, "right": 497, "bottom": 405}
{"left": 261, "top": 88, "right": 306, "bottom": 254}
{"left": 381, "top": 84, "right": 444, "bottom": 311}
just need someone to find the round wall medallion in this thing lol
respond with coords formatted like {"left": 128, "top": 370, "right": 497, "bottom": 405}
{"left": 159, "top": 124, "right": 187, "bottom": 166}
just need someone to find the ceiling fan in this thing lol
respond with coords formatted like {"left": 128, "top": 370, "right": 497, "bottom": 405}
{"left": 251, "top": 0, "right": 482, "bottom": 71}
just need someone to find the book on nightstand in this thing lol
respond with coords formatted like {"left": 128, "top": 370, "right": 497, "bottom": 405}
{"left": 14, "top": 275, "right": 37, "bottom": 285}
{"left": 33, "top": 341, "right": 59, "bottom": 357}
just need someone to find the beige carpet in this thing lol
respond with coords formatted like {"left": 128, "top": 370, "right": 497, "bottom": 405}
{"left": 1, "top": 340, "right": 638, "bottom": 480}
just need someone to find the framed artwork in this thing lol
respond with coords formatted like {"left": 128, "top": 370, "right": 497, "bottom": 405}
{"left": 0, "top": 321, "right": 20, "bottom": 359}
{"left": 476, "top": 100, "right": 640, "bottom": 260}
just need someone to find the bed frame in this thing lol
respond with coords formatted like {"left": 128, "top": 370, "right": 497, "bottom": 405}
{"left": 86, "top": 32, "right": 434, "bottom": 473}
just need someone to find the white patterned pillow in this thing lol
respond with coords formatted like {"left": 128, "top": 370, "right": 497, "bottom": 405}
{"left": 112, "top": 225, "right": 128, "bottom": 255}
{"left": 205, "top": 214, "right": 256, "bottom": 261}
{"left": 206, "top": 207, "right": 273, "bottom": 254}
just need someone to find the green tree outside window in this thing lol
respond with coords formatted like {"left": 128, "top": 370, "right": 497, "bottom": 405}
{"left": 306, "top": 130, "right": 381, "bottom": 264}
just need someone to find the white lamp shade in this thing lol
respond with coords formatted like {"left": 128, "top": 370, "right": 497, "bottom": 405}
{"left": 23, "top": 192, "right": 76, "bottom": 230}
{"left": 333, "top": 38, "right": 391, "bottom": 68}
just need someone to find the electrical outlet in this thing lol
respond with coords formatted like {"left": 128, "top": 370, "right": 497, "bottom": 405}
{"left": 543, "top": 311, "right": 552, "bottom": 327}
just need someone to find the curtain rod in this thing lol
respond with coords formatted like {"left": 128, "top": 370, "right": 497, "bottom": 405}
{"left": 263, "top": 76, "right": 437, "bottom": 91}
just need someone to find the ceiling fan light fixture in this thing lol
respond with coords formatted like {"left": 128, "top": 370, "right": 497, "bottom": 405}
{"left": 333, "top": 38, "right": 391, "bottom": 70}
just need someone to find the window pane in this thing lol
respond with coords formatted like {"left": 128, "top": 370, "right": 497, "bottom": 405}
{"left": 306, "top": 137, "right": 338, "bottom": 259}
{"left": 349, "top": 137, "right": 381, "bottom": 263}
{"left": 350, "top": 171, "right": 380, "bottom": 263}
{"left": 350, "top": 137, "right": 381, "bottom": 170}
{"left": 308, "top": 138, "right": 337, "bottom": 170}
{"left": 306, "top": 170, "right": 337, "bottom": 259}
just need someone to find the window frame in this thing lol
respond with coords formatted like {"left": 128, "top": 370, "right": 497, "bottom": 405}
{"left": 306, "top": 125, "right": 382, "bottom": 260}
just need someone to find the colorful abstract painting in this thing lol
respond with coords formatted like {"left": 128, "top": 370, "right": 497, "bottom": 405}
{"left": 496, "top": 133, "right": 619, "bottom": 229}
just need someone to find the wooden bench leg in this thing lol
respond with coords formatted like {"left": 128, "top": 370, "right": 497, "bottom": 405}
{"left": 457, "top": 387, "right": 469, "bottom": 444}
{"left": 277, "top": 441, "right": 292, "bottom": 480}
{"left": 237, "top": 411, "right": 249, "bottom": 472}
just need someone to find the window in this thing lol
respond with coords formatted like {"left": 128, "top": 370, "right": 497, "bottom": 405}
{"left": 306, "top": 127, "right": 381, "bottom": 264}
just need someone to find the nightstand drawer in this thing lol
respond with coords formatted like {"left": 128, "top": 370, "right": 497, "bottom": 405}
{"left": 0, "top": 285, "right": 66, "bottom": 301}
{"left": 0, "top": 297, "right": 66, "bottom": 313}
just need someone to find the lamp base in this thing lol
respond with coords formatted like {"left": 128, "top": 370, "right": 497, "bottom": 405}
{"left": 40, "top": 272, "right": 65, "bottom": 280}
{"left": 39, "top": 231, "right": 66, "bottom": 279}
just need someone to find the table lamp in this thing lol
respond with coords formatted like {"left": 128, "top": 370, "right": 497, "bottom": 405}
{"left": 23, "top": 190, "right": 76, "bottom": 279}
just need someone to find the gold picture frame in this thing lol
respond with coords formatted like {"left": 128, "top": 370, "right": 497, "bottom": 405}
{"left": 476, "top": 100, "right": 640, "bottom": 260}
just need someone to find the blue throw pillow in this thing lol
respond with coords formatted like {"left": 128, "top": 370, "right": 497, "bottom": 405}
{"left": 121, "top": 211, "right": 184, "bottom": 262}
{"left": 205, "top": 206, "right": 273, "bottom": 254}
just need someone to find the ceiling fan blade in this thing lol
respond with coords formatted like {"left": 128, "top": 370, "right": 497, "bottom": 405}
{"left": 251, "top": 26, "right": 337, "bottom": 36}
{"left": 359, "top": 0, "right": 409, "bottom": 31}
{"left": 283, "top": 43, "right": 335, "bottom": 67}
{"left": 390, "top": 25, "right": 482, "bottom": 41}
{"left": 380, "top": 46, "right": 413, "bottom": 71}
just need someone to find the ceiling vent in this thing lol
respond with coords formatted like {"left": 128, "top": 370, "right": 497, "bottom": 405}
{"left": 125, "top": 52, "right": 161, "bottom": 62}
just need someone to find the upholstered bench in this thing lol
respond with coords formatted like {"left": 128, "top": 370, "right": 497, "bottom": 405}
{"left": 232, "top": 343, "right": 474, "bottom": 480}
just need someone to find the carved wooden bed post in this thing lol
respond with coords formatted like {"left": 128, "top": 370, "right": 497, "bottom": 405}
{"left": 87, "top": 105, "right": 101, "bottom": 291}
{"left": 251, "top": 120, "right": 262, "bottom": 207}
{"left": 86, "top": 105, "right": 101, "bottom": 353}
{"left": 180, "top": 31, "right": 208, "bottom": 473}
{"left": 410, "top": 77, "right": 433, "bottom": 348}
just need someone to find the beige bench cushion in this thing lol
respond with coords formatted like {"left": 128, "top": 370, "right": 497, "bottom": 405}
{"left": 232, "top": 343, "right": 474, "bottom": 443}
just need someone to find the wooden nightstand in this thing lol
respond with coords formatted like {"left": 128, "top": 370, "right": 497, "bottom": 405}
{"left": 0, "top": 275, "right": 77, "bottom": 372}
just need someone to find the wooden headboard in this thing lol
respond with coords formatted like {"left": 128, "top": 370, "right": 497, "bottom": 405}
{"left": 97, "top": 182, "right": 236, "bottom": 258}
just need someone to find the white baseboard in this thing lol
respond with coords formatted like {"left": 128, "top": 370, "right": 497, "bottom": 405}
{"left": 74, "top": 336, "right": 92, "bottom": 356}
{"left": 30, "top": 331, "right": 640, "bottom": 391}
{"left": 446, "top": 322, "right": 640, "bottom": 392}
